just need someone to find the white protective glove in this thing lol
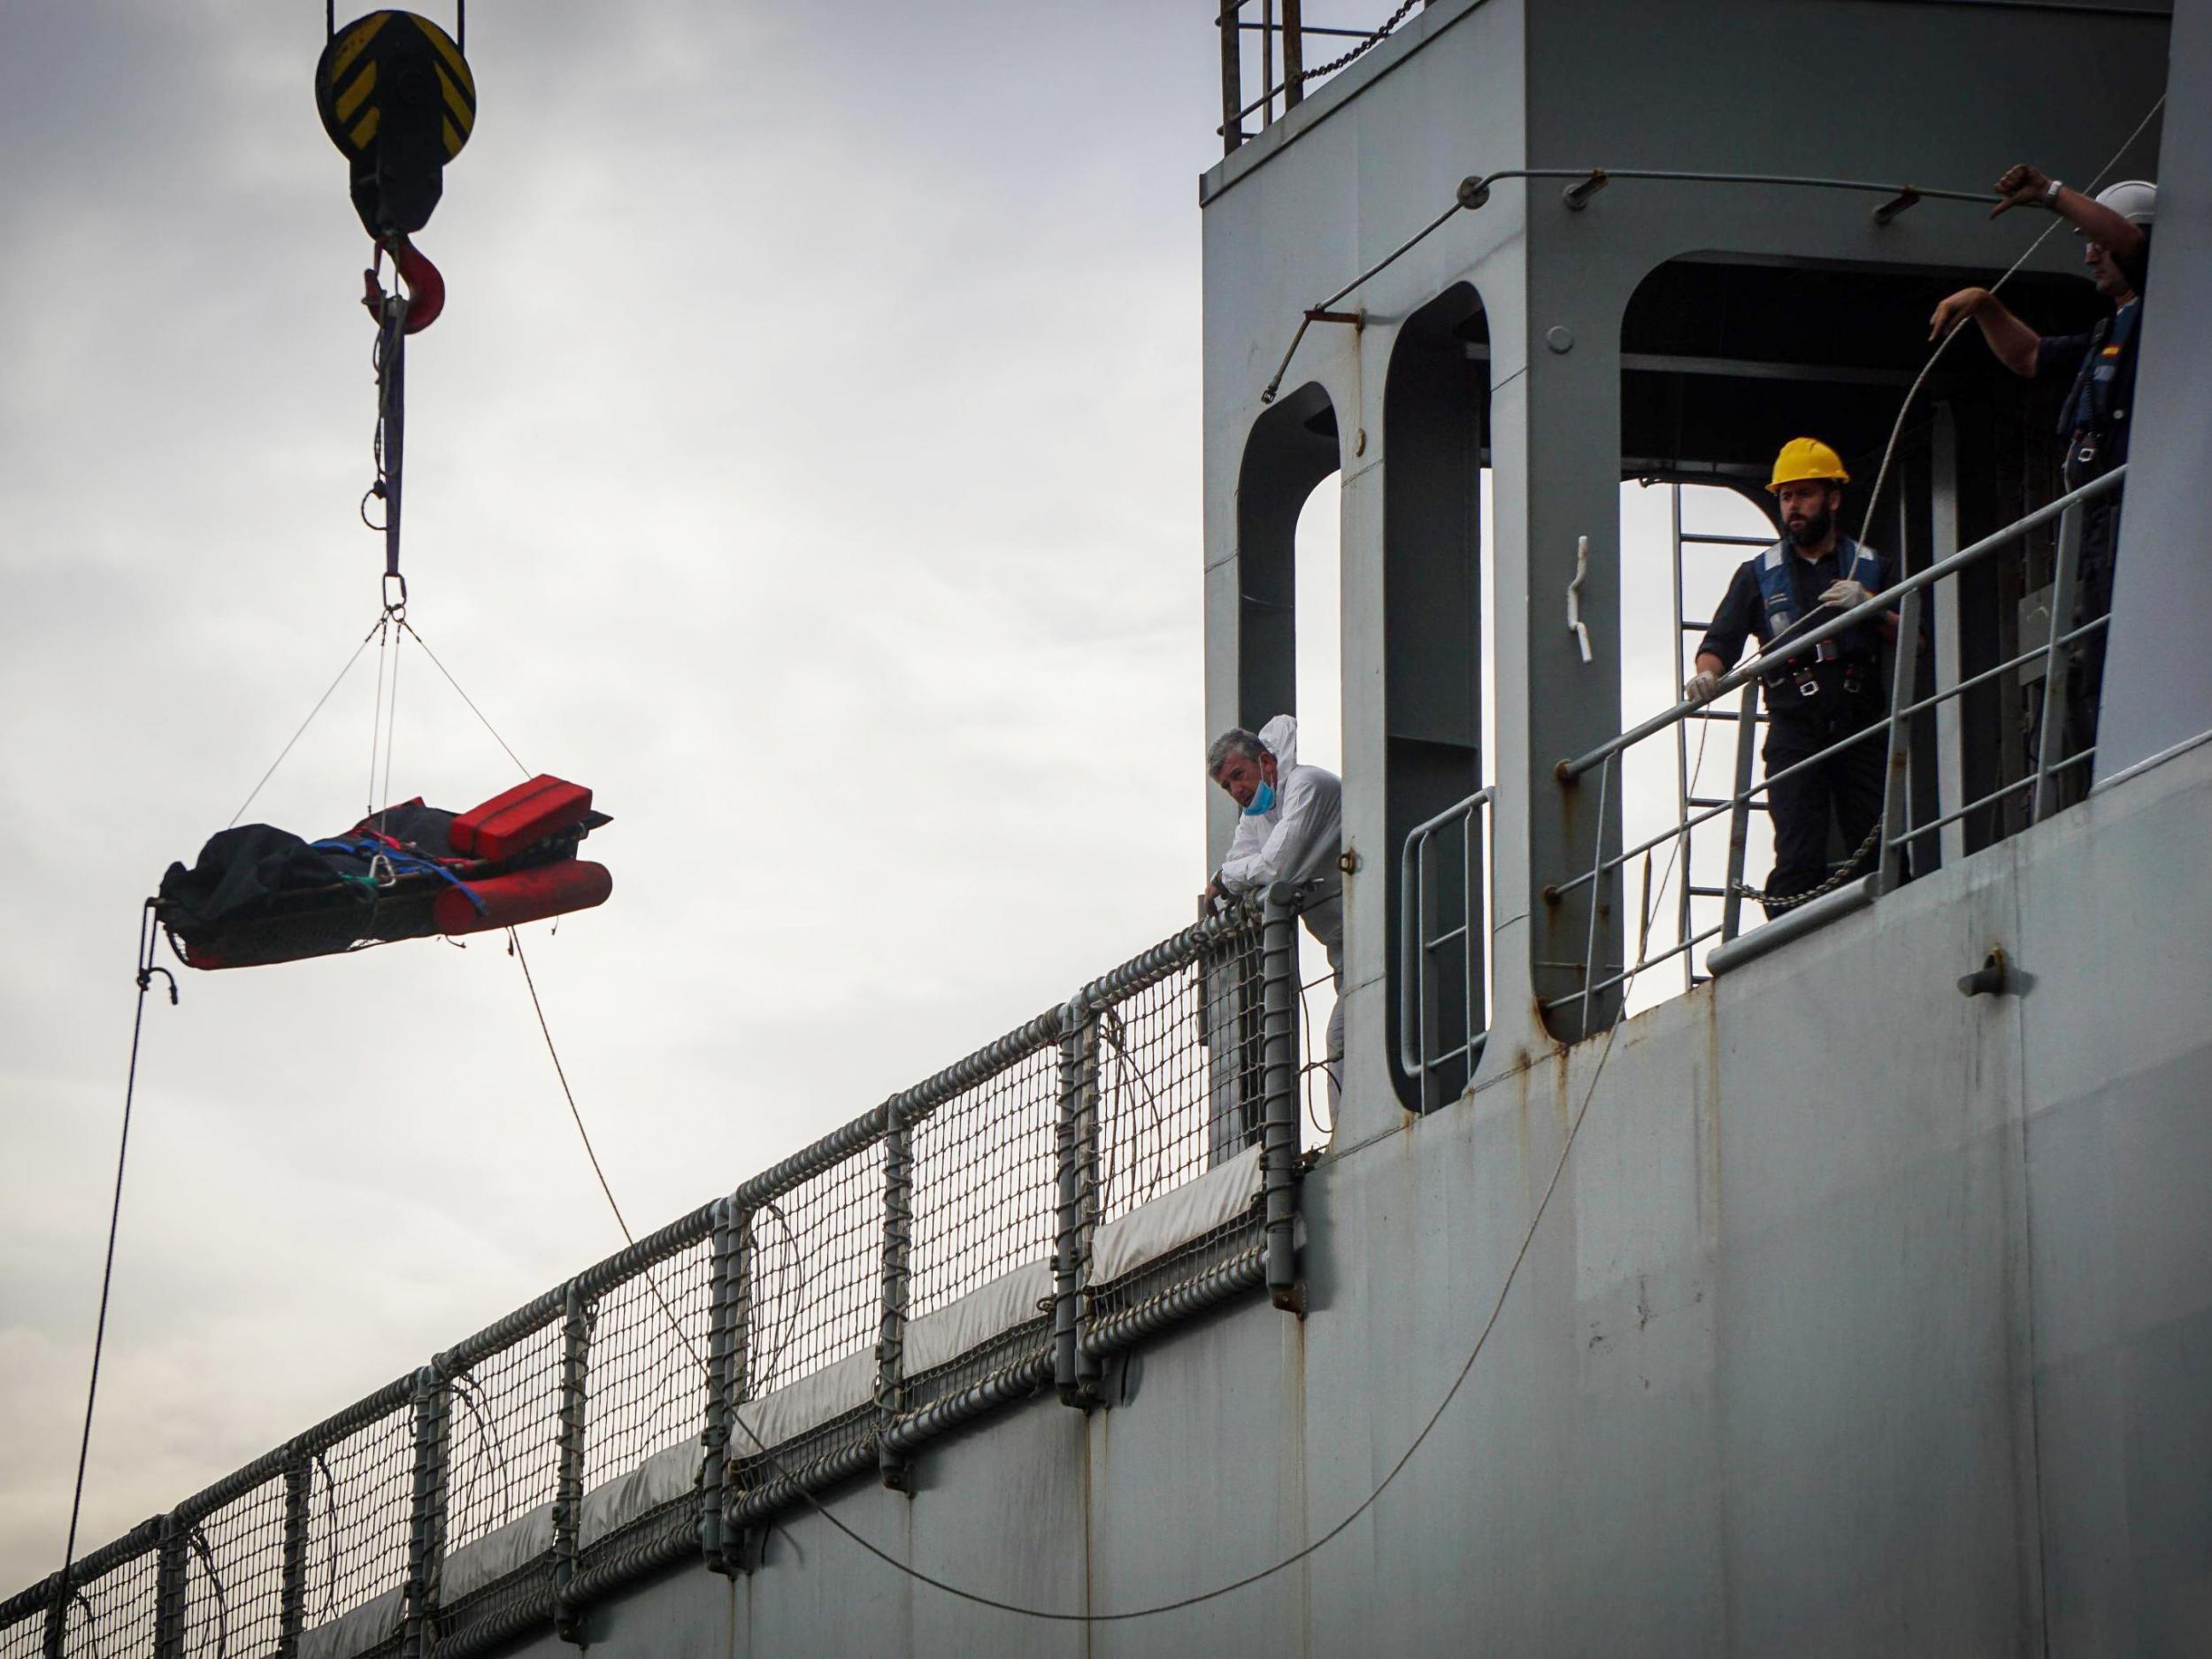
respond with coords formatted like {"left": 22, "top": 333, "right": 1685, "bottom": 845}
{"left": 1820, "top": 579, "right": 1876, "bottom": 612}
{"left": 1682, "top": 670, "right": 1723, "bottom": 704}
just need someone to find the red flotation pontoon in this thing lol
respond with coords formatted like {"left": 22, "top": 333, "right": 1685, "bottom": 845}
{"left": 155, "top": 775, "right": 612, "bottom": 970}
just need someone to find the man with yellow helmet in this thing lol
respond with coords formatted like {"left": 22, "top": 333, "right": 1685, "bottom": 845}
{"left": 1685, "top": 439, "right": 1899, "bottom": 913}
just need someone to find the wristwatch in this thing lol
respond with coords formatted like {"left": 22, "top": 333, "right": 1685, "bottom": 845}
{"left": 2042, "top": 177, "right": 2065, "bottom": 207}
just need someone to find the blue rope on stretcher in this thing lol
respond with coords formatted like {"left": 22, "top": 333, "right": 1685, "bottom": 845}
{"left": 309, "top": 838, "right": 488, "bottom": 913}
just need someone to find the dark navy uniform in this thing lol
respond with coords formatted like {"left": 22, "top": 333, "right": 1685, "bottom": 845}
{"left": 2038, "top": 296, "right": 2142, "bottom": 749}
{"left": 1700, "top": 539, "right": 1893, "bottom": 912}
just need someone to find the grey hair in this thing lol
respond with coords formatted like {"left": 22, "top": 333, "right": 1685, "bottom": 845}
{"left": 1206, "top": 727, "right": 1267, "bottom": 776}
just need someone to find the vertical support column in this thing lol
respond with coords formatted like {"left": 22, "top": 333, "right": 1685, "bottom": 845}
{"left": 875, "top": 1094, "right": 915, "bottom": 1492}
{"left": 42, "top": 1572, "right": 65, "bottom": 1658}
{"left": 1878, "top": 588, "right": 1925, "bottom": 893}
{"left": 700, "top": 1198, "right": 735, "bottom": 1571}
{"left": 552, "top": 1284, "right": 589, "bottom": 1643}
{"left": 401, "top": 1365, "right": 449, "bottom": 1659}
{"left": 1721, "top": 682, "right": 1761, "bottom": 942}
{"left": 154, "top": 1519, "right": 187, "bottom": 1659}
{"left": 1281, "top": 0, "right": 1302, "bottom": 108}
{"left": 1261, "top": 886, "right": 1304, "bottom": 1311}
{"left": 2032, "top": 503, "right": 2085, "bottom": 821}
{"left": 1053, "top": 999, "right": 1103, "bottom": 1407}
{"left": 277, "top": 1455, "right": 311, "bottom": 1658}
{"left": 718, "top": 1211, "right": 757, "bottom": 1573}
{"left": 1217, "top": 0, "right": 1242, "bottom": 154}
{"left": 1480, "top": 235, "right": 1628, "bottom": 1069}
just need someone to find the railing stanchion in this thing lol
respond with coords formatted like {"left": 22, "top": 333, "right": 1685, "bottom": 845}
{"left": 1878, "top": 587, "right": 1924, "bottom": 892}
{"left": 552, "top": 1284, "right": 588, "bottom": 1641}
{"left": 1053, "top": 999, "right": 1102, "bottom": 1406}
{"left": 2032, "top": 502, "right": 2085, "bottom": 822}
{"left": 1721, "top": 682, "right": 1760, "bottom": 942}
{"left": 153, "top": 1518, "right": 186, "bottom": 1659}
{"left": 718, "top": 1209, "right": 755, "bottom": 1571}
{"left": 700, "top": 1197, "right": 737, "bottom": 1570}
{"left": 1281, "top": 0, "right": 1304, "bottom": 108}
{"left": 875, "top": 1094, "right": 915, "bottom": 1491}
{"left": 1217, "top": 0, "right": 1243, "bottom": 154}
{"left": 1398, "top": 823, "right": 1423, "bottom": 1092}
{"left": 400, "top": 1364, "right": 449, "bottom": 1659}
{"left": 1579, "top": 754, "right": 1612, "bottom": 1038}
{"left": 1261, "top": 886, "right": 1303, "bottom": 1310}
{"left": 277, "top": 1453, "right": 310, "bottom": 1657}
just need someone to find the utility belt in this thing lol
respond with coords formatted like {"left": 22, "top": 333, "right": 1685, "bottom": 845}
{"left": 1763, "top": 653, "right": 1879, "bottom": 709}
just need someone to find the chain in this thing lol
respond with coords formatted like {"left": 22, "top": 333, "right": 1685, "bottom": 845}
{"left": 1730, "top": 818, "right": 1883, "bottom": 912}
{"left": 1294, "top": 0, "right": 1422, "bottom": 83}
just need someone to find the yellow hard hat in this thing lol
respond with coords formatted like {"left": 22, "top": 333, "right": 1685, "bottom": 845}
{"left": 1767, "top": 437, "right": 1850, "bottom": 493}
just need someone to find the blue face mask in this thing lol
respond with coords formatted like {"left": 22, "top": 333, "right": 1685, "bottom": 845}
{"left": 1242, "top": 780, "right": 1276, "bottom": 817}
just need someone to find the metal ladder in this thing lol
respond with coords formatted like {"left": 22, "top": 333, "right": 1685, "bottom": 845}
{"left": 1665, "top": 484, "right": 1770, "bottom": 989}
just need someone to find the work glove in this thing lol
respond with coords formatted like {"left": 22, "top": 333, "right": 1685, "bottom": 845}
{"left": 1681, "top": 670, "right": 1723, "bottom": 704}
{"left": 1820, "top": 579, "right": 1875, "bottom": 612}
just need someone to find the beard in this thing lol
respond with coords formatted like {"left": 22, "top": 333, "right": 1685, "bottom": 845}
{"left": 1786, "top": 504, "right": 1833, "bottom": 549}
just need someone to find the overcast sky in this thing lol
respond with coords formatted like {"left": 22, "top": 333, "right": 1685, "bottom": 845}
{"left": 0, "top": 0, "right": 1265, "bottom": 1593}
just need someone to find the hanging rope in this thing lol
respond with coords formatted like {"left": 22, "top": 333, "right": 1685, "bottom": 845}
{"left": 227, "top": 617, "right": 387, "bottom": 830}
{"left": 51, "top": 906, "right": 177, "bottom": 1633}
{"left": 397, "top": 620, "right": 530, "bottom": 778}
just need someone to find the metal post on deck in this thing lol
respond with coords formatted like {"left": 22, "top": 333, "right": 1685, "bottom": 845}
{"left": 152, "top": 1518, "right": 187, "bottom": 1659}
{"left": 717, "top": 1209, "right": 757, "bottom": 1573}
{"left": 1053, "top": 1000, "right": 1103, "bottom": 1406}
{"left": 700, "top": 1197, "right": 737, "bottom": 1569}
{"left": 1720, "top": 682, "right": 1760, "bottom": 942}
{"left": 400, "top": 1364, "right": 448, "bottom": 1659}
{"left": 2032, "top": 502, "right": 2085, "bottom": 821}
{"left": 278, "top": 1454, "right": 311, "bottom": 1657}
{"left": 1260, "top": 886, "right": 1303, "bottom": 1312}
{"left": 1217, "top": 0, "right": 1243, "bottom": 153}
{"left": 1282, "top": 0, "right": 1303, "bottom": 108}
{"left": 875, "top": 1096, "right": 914, "bottom": 1491}
{"left": 1878, "top": 588, "right": 1924, "bottom": 893}
{"left": 552, "top": 1284, "right": 588, "bottom": 1641}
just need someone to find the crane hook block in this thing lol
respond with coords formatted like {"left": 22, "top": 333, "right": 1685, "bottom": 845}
{"left": 314, "top": 12, "right": 476, "bottom": 242}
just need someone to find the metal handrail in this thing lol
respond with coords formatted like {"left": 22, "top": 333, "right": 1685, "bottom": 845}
{"left": 1399, "top": 787, "right": 1494, "bottom": 1092}
{"left": 1559, "top": 466, "right": 2126, "bottom": 784}
{"left": 1546, "top": 467, "right": 2125, "bottom": 1004}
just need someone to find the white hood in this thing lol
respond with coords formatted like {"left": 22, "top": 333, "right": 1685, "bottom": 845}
{"left": 1257, "top": 713, "right": 1298, "bottom": 776}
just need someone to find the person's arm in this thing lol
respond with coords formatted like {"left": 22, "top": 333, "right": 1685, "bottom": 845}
{"left": 1686, "top": 564, "right": 1760, "bottom": 698}
{"left": 1990, "top": 162, "right": 2147, "bottom": 267}
{"left": 1218, "top": 769, "right": 1325, "bottom": 892}
{"left": 1930, "top": 288, "right": 2041, "bottom": 377}
{"left": 1213, "top": 812, "right": 1270, "bottom": 898}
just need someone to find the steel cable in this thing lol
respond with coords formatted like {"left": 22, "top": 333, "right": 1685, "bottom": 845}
{"left": 50, "top": 909, "right": 176, "bottom": 1645}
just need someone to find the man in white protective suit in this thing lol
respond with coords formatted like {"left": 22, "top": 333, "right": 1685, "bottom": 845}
{"left": 1204, "top": 715, "right": 1344, "bottom": 1112}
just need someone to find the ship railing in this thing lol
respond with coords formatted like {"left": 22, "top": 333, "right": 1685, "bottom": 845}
{"left": 1214, "top": 0, "right": 1431, "bottom": 155}
{"left": 1400, "top": 786, "right": 1494, "bottom": 1111}
{"left": 1546, "top": 464, "right": 2126, "bottom": 1017}
{"left": 0, "top": 892, "right": 1323, "bottom": 1658}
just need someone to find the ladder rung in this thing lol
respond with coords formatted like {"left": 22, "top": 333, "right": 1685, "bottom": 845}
{"left": 1679, "top": 619, "right": 1713, "bottom": 633}
{"left": 1687, "top": 885, "right": 1729, "bottom": 898}
{"left": 1682, "top": 532, "right": 1772, "bottom": 546}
